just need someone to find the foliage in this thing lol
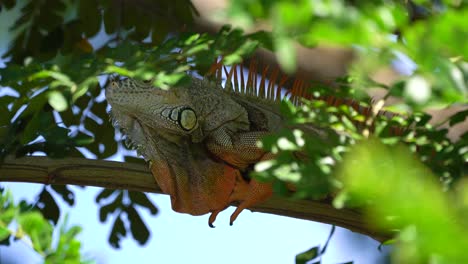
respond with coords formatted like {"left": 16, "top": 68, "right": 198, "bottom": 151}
{"left": 0, "top": 188, "right": 93, "bottom": 263}
{"left": 337, "top": 140, "right": 468, "bottom": 263}
{"left": 0, "top": 0, "right": 466, "bottom": 264}
{"left": 96, "top": 189, "right": 157, "bottom": 248}
{"left": 224, "top": 0, "right": 467, "bottom": 107}
{"left": 223, "top": 0, "right": 467, "bottom": 263}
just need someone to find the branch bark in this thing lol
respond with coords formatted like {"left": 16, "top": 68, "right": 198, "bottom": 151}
{"left": 0, "top": 156, "right": 389, "bottom": 242}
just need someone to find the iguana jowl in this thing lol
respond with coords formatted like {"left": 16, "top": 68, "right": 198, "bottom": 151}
{"left": 105, "top": 75, "right": 286, "bottom": 226}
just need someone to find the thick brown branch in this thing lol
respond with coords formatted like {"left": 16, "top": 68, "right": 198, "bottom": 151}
{"left": 0, "top": 156, "right": 389, "bottom": 242}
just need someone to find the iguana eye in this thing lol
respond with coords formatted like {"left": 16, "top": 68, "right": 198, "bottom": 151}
{"left": 178, "top": 108, "right": 197, "bottom": 131}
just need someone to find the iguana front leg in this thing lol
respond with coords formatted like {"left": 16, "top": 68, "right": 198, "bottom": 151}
{"left": 206, "top": 130, "right": 274, "bottom": 225}
{"left": 228, "top": 159, "right": 274, "bottom": 225}
{"left": 207, "top": 130, "right": 269, "bottom": 168}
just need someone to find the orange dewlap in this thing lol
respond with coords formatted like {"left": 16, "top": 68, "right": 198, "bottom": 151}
{"left": 151, "top": 161, "right": 236, "bottom": 216}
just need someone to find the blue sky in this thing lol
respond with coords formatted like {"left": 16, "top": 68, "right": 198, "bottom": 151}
{"left": 0, "top": 3, "right": 389, "bottom": 263}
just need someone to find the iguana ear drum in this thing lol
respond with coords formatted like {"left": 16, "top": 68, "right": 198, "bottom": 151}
{"left": 178, "top": 107, "right": 197, "bottom": 131}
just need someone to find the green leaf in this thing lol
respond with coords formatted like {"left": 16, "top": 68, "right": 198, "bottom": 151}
{"left": 20, "top": 112, "right": 41, "bottom": 144}
{"left": 296, "top": 246, "right": 320, "bottom": 264}
{"left": 337, "top": 139, "right": 468, "bottom": 262}
{"left": 105, "top": 65, "right": 135, "bottom": 77}
{"left": 0, "top": 226, "right": 10, "bottom": 242}
{"left": 0, "top": 207, "right": 18, "bottom": 225}
{"left": 73, "top": 132, "right": 94, "bottom": 146}
{"left": 128, "top": 191, "right": 158, "bottom": 215}
{"left": 108, "top": 214, "right": 126, "bottom": 249}
{"left": 449, "top": 109, "right": 468, "bottom": 126}
{"left": 79, "top": 0, "right": 102, "bottom": 37}
{"left": 96, "top": 189, "right": 116, "bottom": 203}
{"left": 99, "top": 191, "right": 123, "bottom": 222}
{"left": 48, "top": 91, "right": 68, "bottom": 112}
{"left": 18, "top": 211, "right": 53, "bottom": 254}
{"left": 35, "top": 188, "right": 60, "bottom": 225}
{"left": 274, "top": 36, "right": 296, "bottom": 74}
{"left": 125, "top": 206, "right": 150, "bottom": 245}
{"left": 41, "top": 126, "right": 70, "bottom": 145}
{"left": 1, "top": 0, "right": 16, "bottom": 9}
{"left": 19, "top": 92, "right": 48, "bottom": 119}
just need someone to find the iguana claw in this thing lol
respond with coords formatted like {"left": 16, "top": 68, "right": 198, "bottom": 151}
{"left": 208, "top": 210, "right": 221, "bottom": 228}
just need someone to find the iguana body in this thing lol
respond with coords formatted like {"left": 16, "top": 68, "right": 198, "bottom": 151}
{"left": 106, "top": 76, "right": 293, "bottom": 226}
{"left": 105, "top": 63, "right": 397, "bottom": 226}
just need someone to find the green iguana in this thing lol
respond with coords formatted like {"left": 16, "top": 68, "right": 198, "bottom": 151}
{"left": 105, "top": 62, "right": 397, "bottom": 227}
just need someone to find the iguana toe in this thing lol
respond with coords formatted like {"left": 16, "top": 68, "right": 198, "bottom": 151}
{"left": 229, "top": 206, "right": 244, "bottom": 226}
{"left": 229, "top": 179, "right": 273, "bottom": 226}
{"left": 208, "top": 210, "right": 221, "bottom": 228}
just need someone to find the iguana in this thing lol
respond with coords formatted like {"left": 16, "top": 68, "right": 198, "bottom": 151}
{"left": 105, "top": 62, "right": 398, "bottom": 227}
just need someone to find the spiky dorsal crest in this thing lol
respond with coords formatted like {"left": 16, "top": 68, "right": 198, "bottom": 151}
{"left": 206, "top": 57, "right": 406, "bottom": 135}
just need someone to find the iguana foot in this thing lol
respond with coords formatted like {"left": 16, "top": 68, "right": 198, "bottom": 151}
{"left": 208, "top": 210, "right": 222, "bottom": 228}
{"left": 229, "top": 179, "right": 273, "bottom": 226}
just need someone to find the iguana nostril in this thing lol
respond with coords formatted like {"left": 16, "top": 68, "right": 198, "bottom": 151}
{"left": 170, "top": 108, "right": 179, "bottom": 121}
{"left": 161, "top": 108, "right": 171, "bottom": 118}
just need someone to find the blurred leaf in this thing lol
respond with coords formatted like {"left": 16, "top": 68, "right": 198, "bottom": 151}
{"left": 337, "top": 139, "right": 468, "bottom": 262}
{"left": 320, "top": 225, "right": 336, "bottom": 255}
{"left": 449, "top": 109, "right": 468, "bottom": 126}
{"left": 128, "top": 191, "right": 158, "bottom": 215}
{"left": 0, "top": 226, "right": 10, "bottom": 242}
{"left": 274, "top": 37, "right": 296, "bottom": 74}
{"left": 35, "top": 188, "right": 60, "bottom": 225}
{"left": 99, "top": 191, "right": 123, "bottom": 222}
{"left": 125, "top": 206, "right": 150, "bottom": 245}
{"left": 18, "top": 211, "right": 53, "bottom": 254}
{"left": 72, "top": 132, "right": 94, "bottom": 146}
{"left": 108, "top": 215, "right": 126, "bottom": 249}
{"left": 0, "top": 0, "right": 16, "bottom": 9}
{"left": 48, "top": 90, "right": 68, "bottom": 112}
{"left": 20, "top": 112, "right": 41, "bottom": 144}
{"left": 41, "top": 126, "right": 69, "bottom": 145}
{"left": 79, "top": 0, "right": 102, "bottom": 37}
{"left": 51, "top": 185, "right": 75, "bottom": 206}
{"left": 0, "top": 189, "right": 90, "bottom": 262}
{"left": 96, "top": 189, "right": 116, "bottom": 203}
{"left": 296, "top": 246, "right": 320, "bottom": 264}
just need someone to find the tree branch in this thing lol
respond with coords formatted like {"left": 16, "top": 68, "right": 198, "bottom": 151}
{"left": 0, "top": 156, "right": 389, "bottom": 242}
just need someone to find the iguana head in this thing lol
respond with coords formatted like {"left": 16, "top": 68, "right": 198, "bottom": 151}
{"left": 106, "top": 77, "right": 202, "bottom": 146}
